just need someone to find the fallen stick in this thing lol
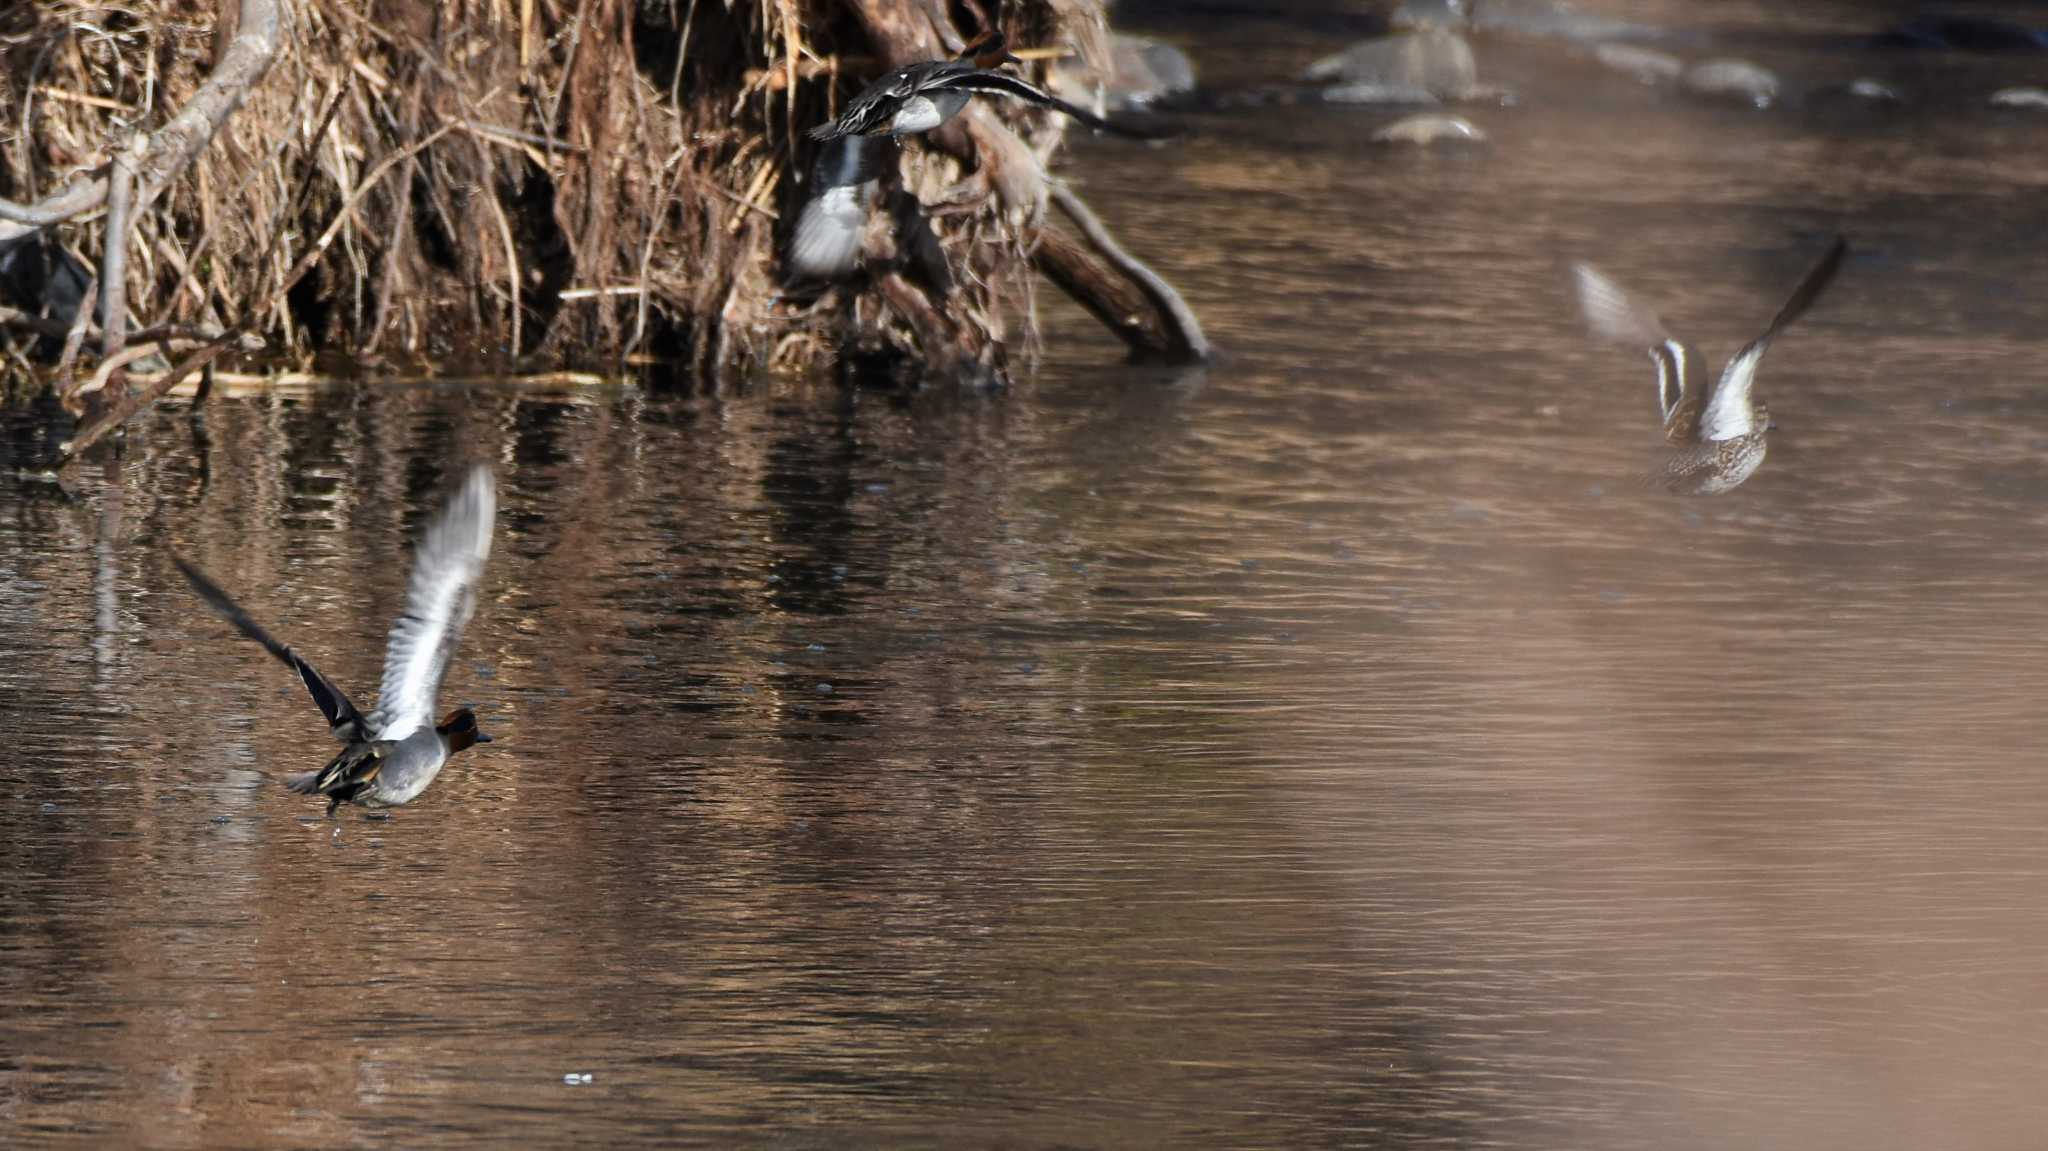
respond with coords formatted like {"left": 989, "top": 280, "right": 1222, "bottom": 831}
{"left": 57, "top": 337, "right": 239, "bottom": 465}
{"left": 71, "top": 342, "right": 166, "bottom": 401}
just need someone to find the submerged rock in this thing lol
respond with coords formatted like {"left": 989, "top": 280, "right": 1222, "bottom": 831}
{"left": 1805, "top": 77, "right": 1906, "bottom": 116}
{"left": 1683, "top": 58, "right": 1780, "bottom": 108}
{"left": 1051, "top": 34, "right": 1197, "bottom": 112}
{"left": 1594, "top": 42, "right": 1683, "bottom": 84}
{"left": 1302, "top": 30, "right": 1480, "bottom": 101}
{"left": 1322, "top": 83, "right": 1441, "bottom": 106}
{"left": 1991, "top": 86, "right": 2048, "bottom": 108}
{"left": 1371, "top": 113, "right": 1488, "bottom": 145}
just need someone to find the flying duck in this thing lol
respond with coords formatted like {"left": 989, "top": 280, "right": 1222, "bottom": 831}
{"left": 176, "top": 465, "right": 498, "bottom": 814}
{"left": 1573, "top": 237, "right": 1847, "bottom": 494}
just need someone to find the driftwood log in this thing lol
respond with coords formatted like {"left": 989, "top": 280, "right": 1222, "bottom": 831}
{"left": 0, "top": 0, "right": 1205, "bottom": 460}
{"left": 1036, "top": 183, "right": 1208, "bottom": 362}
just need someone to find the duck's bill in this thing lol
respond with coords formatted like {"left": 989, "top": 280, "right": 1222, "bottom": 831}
{"left": 476, "top": 731, "right": 495, "bottom": 743}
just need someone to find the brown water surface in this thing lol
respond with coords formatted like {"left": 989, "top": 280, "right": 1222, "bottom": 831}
{"left": 7, "top": 3, "right": 2048, "bottom": 1147}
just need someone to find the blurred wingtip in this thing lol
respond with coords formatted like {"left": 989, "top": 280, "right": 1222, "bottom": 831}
{"left": 786, "top": 184, "right": 872, "bottom": 283}
{"left": 1572, "top": 260, "right": 1670, "bottom": 348}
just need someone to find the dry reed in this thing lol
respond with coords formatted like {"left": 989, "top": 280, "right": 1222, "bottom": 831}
{"left": 0, "top": 0, "right": 1129, "bottom": 404}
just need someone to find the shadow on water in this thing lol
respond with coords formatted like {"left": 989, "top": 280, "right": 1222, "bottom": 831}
{"left": 8, "top": 1, "right": 2048, "bottom": 1146}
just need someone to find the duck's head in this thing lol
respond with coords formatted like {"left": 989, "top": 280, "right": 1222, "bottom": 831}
{"left": 964, "top": 29, "right": 1022, "bottom": 70}
{"left": 438, "top": 707, "right": 494, "bottom": 753}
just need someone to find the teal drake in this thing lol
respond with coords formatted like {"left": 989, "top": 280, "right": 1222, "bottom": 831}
{"left": 1573, "top": 237, "right": 1847, "bottom": 495}
{"left": 176, "top": 465, "right": 498, "bottom": 814}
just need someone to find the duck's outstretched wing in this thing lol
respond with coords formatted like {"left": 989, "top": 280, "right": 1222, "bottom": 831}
{"left": 807, "top": 24, "right": 1010, "bottom": 143}
{"left": 810, "top": 48, "right": 1180, "bottom": 143}
{"left": 1572, "top": 262, "right": 1702, "bottom": 441}
{"left": 810, "top": 61, "right": 969, "bottom": 140}
{"left": 173, "top": 555, "right": 368, "bottom": 742}
{"left": 365, "top": 466, "right": 497, "bottom": 742}
{"left": 1702, "top": 236, "right": 1848, "bottom": 441}
{"left": 933, "top": 70, "right": 1181, "bottom": 139}
{"left": 788, "top": 182, "right": 873, "bottom": 282}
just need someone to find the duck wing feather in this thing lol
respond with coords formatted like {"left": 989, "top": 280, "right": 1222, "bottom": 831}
{"left": 1702, "top": 237, "right": 1848, "bottom": 441}
{"left": 364, "top": 466, "right": 497, "bottom": 742}
{"left": 173, "top": 555, "right": 369, "bottom": 742}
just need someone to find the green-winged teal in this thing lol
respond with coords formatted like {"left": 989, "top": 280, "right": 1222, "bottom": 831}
{"left": 1573, "top": 237, "right": 1847, "bottom": 495}
{"left": 176, "top": 465, "right": 498, "bottom": 814}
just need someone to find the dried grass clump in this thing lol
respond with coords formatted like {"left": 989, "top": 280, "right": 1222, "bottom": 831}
{"left": 0, "top": 0, "right": 1136, "bottom": 401}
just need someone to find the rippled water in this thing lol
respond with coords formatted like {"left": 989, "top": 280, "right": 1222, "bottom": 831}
{"left": 8, "top": 3, "right": 2048, "bottom": 1147}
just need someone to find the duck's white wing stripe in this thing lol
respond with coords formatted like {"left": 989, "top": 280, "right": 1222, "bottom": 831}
{"left": 1650, "top": 339, "right": 1688, "bottom": 427}
{"left": 1575, "top": 262, "right": 1698, "bottom": 429}
{"left": 367, "top": 466, "right": 496, "bottom": 741}
{"left": 1702, "top": 345, "right": 1764, "bottom": 441}
{"left": 1703, "top": 238, "right": 1847, "bottom": 442}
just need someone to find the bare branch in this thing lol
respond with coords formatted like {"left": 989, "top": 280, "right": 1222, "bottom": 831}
{"left": 0, "top": 178, "right": 108, "bottom": 228}
{"left": 0, "top": 0, "right": 285, "bottom": 244}
{"left": 0, "top": 306, "right": 73, "bottom": 338}
{"left": 100, "top": 137, "right": 147, "bottom": 358}
{"left": 132, "top": 0, "right": 286, "bottom": 214}
{"left": 56, "top": 272, "right": 100, "bottom": 390}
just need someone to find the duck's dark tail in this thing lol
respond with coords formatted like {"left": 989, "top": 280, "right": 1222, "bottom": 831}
{"left": 284, "top": 768, "right": 325, "bottom": 795}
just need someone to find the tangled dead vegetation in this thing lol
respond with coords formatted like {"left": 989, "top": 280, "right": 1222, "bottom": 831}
{"left": 0, "top": 0, "right": 1204, "bottom": 461}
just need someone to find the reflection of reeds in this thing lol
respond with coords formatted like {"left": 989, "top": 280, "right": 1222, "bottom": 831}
{"left": 1, "top": 0, "right": 1130, "bottom": 392}
{"left": 147, "top": 369, "right": 615, "bottom": 400}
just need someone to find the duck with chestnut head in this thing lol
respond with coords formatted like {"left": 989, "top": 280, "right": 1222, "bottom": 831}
{"left": 175, "top": 465, "right": 498, "bottom": 815}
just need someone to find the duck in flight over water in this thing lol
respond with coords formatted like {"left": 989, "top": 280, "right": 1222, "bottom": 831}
{"left": 1573, "top": 237, "right": 1848, "bottom": 495}
{"left": 175, "top": 465, "right": 498, "bottom": 815}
